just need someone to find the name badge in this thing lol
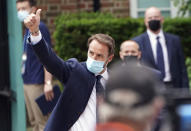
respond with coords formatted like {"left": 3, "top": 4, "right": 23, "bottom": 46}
{"left": 22, "top": 53, "right": 27, "bottom": 61}
{"left": 21, "top": 53, "right": 27, "bottom": 74}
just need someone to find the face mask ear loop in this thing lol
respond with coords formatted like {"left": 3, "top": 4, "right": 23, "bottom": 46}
{"left": 103, "top": 56, "right": 110, "bottom": 70}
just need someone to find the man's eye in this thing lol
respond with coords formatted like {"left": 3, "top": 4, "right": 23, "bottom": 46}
{"left": 97, "top": 54, "right": 102, "bottom": 58}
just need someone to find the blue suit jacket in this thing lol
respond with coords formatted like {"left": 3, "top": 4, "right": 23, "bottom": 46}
{"left": 32, "top": 38, "right": 97, "bottom": 131}
{"left": 133, "top": 32, "right": 189, "bottom": 88}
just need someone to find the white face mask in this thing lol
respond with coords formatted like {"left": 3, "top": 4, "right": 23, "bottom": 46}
{"left": 17, "top": 10, "right": 29, "bottom": 22}
{"left": 86, "top": 57, "right": 105, "bottom": 74}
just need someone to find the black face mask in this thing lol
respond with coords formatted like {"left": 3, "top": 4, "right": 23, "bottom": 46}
{"left": 148, "top": 20, "right": 161, "bottom": 31}
{"left": 123, "top": 55, "right": 138, "bottom": 64}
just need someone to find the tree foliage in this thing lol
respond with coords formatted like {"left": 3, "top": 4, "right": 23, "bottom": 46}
{"left": 173, "top": 0, "right": 191, "bottom": 16}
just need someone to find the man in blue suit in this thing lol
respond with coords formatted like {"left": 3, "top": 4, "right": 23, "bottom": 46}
{"left": 133, "top": 6, "right": 189, "bottom": 88}
{"left": 24, "top": 9, "right": 115, "bottom": 131}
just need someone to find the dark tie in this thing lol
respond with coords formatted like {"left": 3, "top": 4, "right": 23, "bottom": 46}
{"left": 156, "top": 36, "right": 165, "bottom": 79}
{"left": 96, "top": 75, "right": 104, "bottom": 123}
{"left": 96, "top": 75, "right": 104, "bottom": 94}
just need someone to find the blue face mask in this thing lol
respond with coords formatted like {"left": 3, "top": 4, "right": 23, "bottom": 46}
{"left": 86, "top": 57, "right": 105, "bottom": 74}
{"left": 17, "top": 10, "right": 29, "bottom": 22}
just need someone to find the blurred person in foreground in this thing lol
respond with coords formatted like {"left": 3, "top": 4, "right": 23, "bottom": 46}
{"left": 119, "top": 40, "right": 165, "bottom": 131}
{"left": 97, "top": 63, "right": 165, "bottom": 131}
{"left": 132, "top": 6, "right": 189, "bottom": 88}
{"left": 16, "top": 0, "right": 53, "bottom": 130}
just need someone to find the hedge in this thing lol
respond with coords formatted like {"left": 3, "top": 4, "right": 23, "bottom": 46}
{"left": 53, "top": 12, "right": 145, "bottom": 61}
{"left": 53, "top": 12, "right": 191, "bottom": 87}
{"left": 163, "top": 18, "right": 191, "bottom": 57}
{"left": 53, "top": 12, "right": 191, "bottom": 61}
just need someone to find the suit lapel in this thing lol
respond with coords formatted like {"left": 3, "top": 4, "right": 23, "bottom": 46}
{"left": 45, "top": 61, "right": 96, "bottom": 131}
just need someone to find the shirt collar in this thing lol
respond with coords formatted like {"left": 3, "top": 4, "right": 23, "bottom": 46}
{"left": 147, "top": 29, "right": 164, "bottom": 39}
{"left": 96, "top": 68, "right": 109, "bottom": 81}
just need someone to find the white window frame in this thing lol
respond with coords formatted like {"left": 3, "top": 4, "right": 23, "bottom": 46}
{"left": 129, "top": 0, "right": 181, "bottom": 18}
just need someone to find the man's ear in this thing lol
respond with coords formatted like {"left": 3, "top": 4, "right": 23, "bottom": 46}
{"left": 161, "top": 16, "right": 164, "bottom": 24}
{"left": 144, "top": 18, "right": 148, "bottom": 28}
{"left": 108, "top": 54, "right": 114, "bottom": 63}
{"left": 119, "top": 51, "right": 123, "bottom": 60}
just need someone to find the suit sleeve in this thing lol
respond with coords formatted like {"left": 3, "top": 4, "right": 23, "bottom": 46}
{"left": 31, "top": 38, "right": 75, "bottom": 83}
{"left": 176, "top": 37, "right": 189, "bottom": 88}
{"left": 39, "top": 22, "right": 52, "bottom": 47}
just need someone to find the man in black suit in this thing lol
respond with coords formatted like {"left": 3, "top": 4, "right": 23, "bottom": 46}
{"left": 133, "top": 6, "right": 189, "bottom": 88}
{"left": 24, "top": 9, "right": 115, "bottom": 131}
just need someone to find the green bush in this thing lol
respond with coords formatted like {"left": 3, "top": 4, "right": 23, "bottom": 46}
{"left": 54, "top": 13, "right": 191, "bottom": 60}
{"left": 53, "top": 12, "right": 144, "bottom": 61}
{"left": 163, "top": 18, "right": 191, "bottom": 57}
{"left": 186, "top": 57, "right": 191, "bottom": 88}
{"left": 53, "top": 12, "right": 191, "bottom": 88}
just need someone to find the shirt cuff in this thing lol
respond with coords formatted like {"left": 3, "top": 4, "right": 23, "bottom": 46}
{"left": 30, "top": 31, "right": 42, "bottom": 45}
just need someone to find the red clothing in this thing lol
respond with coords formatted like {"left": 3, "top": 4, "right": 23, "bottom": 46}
{"left": 96, "top": 122, "right": 135, "bottom": 131}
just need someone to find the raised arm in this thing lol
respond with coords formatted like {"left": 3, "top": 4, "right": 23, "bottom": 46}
{"left": 24, "top": 9, "right": 71, "bottom": 83}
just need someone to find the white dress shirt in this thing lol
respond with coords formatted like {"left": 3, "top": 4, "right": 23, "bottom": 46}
{"left": 147, "top": 29, "right": 171, "bottom": 82}
{"left": 30, "top": 32, "right": 109, "bottom": 131}
{"left": 30, "top": 31, "right": 42, "bottom": 44}
{"left": 69, "top": 70, "right": 108, "bottom": 131}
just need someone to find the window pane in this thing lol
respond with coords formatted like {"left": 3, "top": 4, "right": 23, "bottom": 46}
{"left": 138, "top": 11, "right": 171, "bottom": 17}
{"left": 138, "top": 0, "right": 170, "bottom": 8}
{"left": 161, "top": 11, "right": 171, "bottom": 17}
{"left": 138, "top": 12, "right": 145, "bottom": 18}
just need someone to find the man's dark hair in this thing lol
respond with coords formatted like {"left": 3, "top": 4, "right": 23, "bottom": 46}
{"left": 87, "top": 33, "right": 115, "bottom": 56}
{"left": 16, "top": 0, "right": 36, "bottom": 7}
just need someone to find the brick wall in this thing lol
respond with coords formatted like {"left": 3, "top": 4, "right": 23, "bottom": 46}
{"left": 36, "top": 0, "right": 130, "bottom": 39}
